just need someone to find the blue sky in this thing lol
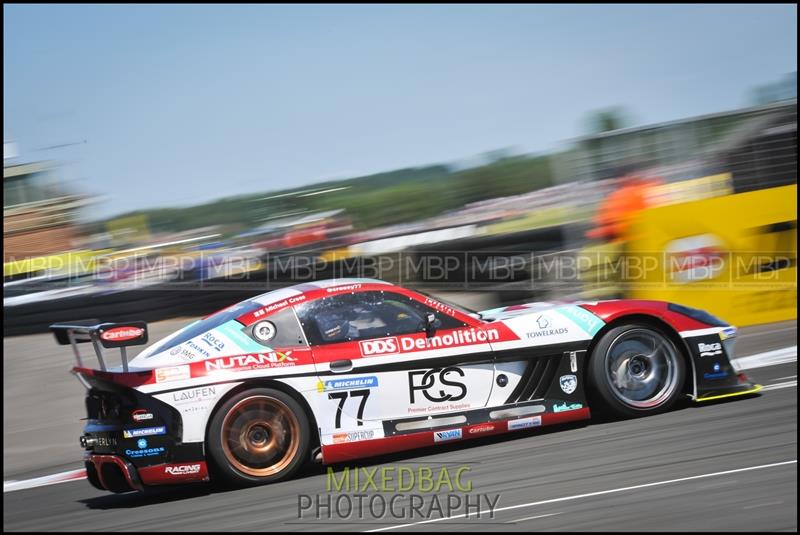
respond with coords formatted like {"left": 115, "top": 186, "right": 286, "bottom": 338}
{"left": 3, "top": 4, "right": 797, "bottom": 219}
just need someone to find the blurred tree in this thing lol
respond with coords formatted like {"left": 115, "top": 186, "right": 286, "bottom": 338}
{"left": 97, "top": 156, "right": 557, "bottom": 232}
{"left": 585, "top": 107, "right": 633, "bottom": 134}
{"left": 749, "top": 71, "right": 797, "bottom": 106}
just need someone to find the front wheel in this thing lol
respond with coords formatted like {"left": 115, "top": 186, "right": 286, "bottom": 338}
{"left": 207, "top": 387, "right": 310, "bottom": 486}
{"left": 587, "top": 324, "right": 686, "bottom": 418}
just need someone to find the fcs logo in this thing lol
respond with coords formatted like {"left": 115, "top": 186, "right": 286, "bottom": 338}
{"left": 164, "top": 464, "right": 202, "bottom": 475}
{"left": 359, "top": 338, "right": 399, "bottom": 356}
{"left": 408, "top": 367, "right": 467, "bottom": 403}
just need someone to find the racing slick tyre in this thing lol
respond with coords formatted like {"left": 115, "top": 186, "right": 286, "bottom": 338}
{"left": 207, "top": 387, "right": 310, "bottom": 486}
{"left": 587, "top": 323, "right": 686, "bottom": 418}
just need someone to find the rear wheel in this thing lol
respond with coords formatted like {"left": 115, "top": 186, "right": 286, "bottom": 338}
{"left": 207, "top": 388, "right": 310, "bottom": 486}
{"left": 587, "top": 324, "right": 685, "bottom": 418}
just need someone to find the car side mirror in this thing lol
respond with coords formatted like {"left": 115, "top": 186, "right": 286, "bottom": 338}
{"left": 425, "top": 313, "right": 437, "bottom": 338}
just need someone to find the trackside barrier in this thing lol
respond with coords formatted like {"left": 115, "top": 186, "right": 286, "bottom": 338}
{"left": 623, "top": 184, "right": 797, "bottom": 326}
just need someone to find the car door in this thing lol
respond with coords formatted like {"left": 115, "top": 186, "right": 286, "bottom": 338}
{"left": 294, "top": 290, "right": 495, "bottom": 442}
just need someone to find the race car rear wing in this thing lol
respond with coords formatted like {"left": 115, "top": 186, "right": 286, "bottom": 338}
{"left": 50, "top": 321, "right": 148, "bottom": 372}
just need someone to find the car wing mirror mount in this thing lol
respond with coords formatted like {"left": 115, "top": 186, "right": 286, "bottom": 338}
{"left": 425, "top": 313, "right": 437, "bottom": 338}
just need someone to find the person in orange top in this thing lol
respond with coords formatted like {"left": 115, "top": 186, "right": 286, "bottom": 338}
{"left": 587, "top": 173, "right": 663, "bottom": 243}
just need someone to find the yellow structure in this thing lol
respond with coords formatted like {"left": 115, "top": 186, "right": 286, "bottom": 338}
{"left": 625, "top": 184, "right": 797, "bottom": 326}
{"left": 105, "top": 214, "right": 151, "bottom": 246}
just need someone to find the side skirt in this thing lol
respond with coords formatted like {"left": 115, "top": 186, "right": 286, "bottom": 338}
{"left": 321, "top": 407, "right": 590, "bottom": 464}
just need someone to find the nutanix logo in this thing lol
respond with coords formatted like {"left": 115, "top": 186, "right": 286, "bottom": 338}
{"left": 205, "top": 351, "right": 297, "bottom": 371}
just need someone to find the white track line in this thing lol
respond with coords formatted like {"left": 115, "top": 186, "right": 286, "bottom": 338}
{"left": 364, "top": 460, "right": 797, "bottom": 532}
{"left": 506, "top": 512, "right": 562, "bottom": 523}
{"left": 738, "top": 326, "right": 797, "bottom": 339}
{"left": 3, "top": 469, "right": 86, "bottom": 493}
{"left": 761, "top": 380, "right": 797, "bottom": 392}
{"left": 734, "top": 346, "right": 797, "bottom": 371}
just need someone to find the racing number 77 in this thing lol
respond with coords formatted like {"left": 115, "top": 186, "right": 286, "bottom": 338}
{"left": 328, "top": 389, "right": 370, "bottom": 429}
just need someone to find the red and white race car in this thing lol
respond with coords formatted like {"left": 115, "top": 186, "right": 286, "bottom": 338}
{"left": 51, "top": 278, "right": 760, "bottom": 492}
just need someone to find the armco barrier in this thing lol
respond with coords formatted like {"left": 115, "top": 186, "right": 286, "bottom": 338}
{"left": 623, "top": 184, "right": 797, "bottom": 327}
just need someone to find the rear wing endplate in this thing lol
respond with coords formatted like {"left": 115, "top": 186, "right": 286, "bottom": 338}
{"left": 50, "top": 320, "right": 148, "bottom": 372}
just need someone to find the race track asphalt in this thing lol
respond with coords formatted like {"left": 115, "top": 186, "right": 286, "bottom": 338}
{"left": 3, "top": 321, "right": 797, "bottom": 531}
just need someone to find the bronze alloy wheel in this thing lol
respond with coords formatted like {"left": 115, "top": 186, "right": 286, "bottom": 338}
{"left": 220, "top": 395, "right": 301, "bottom": 477}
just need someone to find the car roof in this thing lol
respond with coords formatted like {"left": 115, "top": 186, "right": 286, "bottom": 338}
{"left": 249, "top": 278, "right": 394, "bottom": 307}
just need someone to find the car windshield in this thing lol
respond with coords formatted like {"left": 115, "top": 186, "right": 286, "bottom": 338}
{"left": 140, "top": 299, "right": 263, "bottom": 358}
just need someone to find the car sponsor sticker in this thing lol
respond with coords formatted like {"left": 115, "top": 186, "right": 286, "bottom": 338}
{"left": 204, "top": 351, "right": 297, "bottom": 372}
{"left": 131, "top": 409, "right": 154, "bottom": 422}
{"left": 123, "top": 426, "right": 166, "bottom": 438}
{"left": 124, "top": 438, "right": 165, "bottom": 458}
{"left": 559, "top": 374, "right": 578, "bottom": 395}
{"left": 360, "top": 329, "right": 500, "bottom": 357}
{"left": 184, "top": 340, "right": 211, "bottom": 358}
{"left": 164, "top": 463, "right": 202, "bottom": 476}
{"left": 171, "top": 386, "right": 217, "bottom": 404}
{"left": 468, "top": 424, "right": 495, "bottom": 435}
{"left": 201, "top": 332, "right": 225, "bottom": 352}
{"left": 317, "top": 376, "right": 379, "bottom": 393}
{"left": 155, "top": 365, "right": 191, "bottom": 383}
{"left": 507, "top": 416, "right": 541, "bottom": 431}
{"left": 552, "top": 402, "right": 583, "bottom": 413}
{"left": 720, "top": 327, "right": 737, "bottom": 340}
{"left": 698, "top": 342, "right": 722, "bottom": 357}
{"left": 525, "top": 315, "right": 569, "bottom": 339}
{"left": 332, "top": 429, "right": 375, "bottom": 443}
{"left": 433, "top": 428, "right": 462, "bottom": 442}
{"left": 170, "top": 343, "right": 206, "bottom": 362}
{"left": 359, "top": 338, "right": 399, "bottom": 356}
{"left": 89, "top": 435, "right": 117, "bottom": 447}
{"left": 326, "top": 283, "right": 362, "bottom": 293}
{"left": 423, "top": 297, "right": 461, "bottom": 318}
{"left": 406, "top": 328, "right": 499, "bottom": 350}
{"left": 703, "top": 362, "right": 729, "bottom": 380}
{"left": 408, "top": 367, "right": 467, "bottom": 404}
{"left": 555, "top": 305, "right": 604, "bottom": 336}
{"left": 100, "top": 326, "right": 145, "bottom": 342}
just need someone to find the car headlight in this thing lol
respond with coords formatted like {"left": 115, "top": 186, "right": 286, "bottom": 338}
{"left": 667, "top": 303, "right": 729, "bottom": 327}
